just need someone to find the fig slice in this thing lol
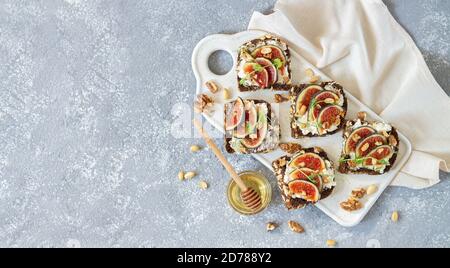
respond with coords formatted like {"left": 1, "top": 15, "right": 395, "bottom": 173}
{"left": 288, "top": 152, "right": 325, "bottom": 171}
{"left": 308, "top": 90, "right": 341, "bottom": 121}
{"left": 355, "top": 134, "right": 387, "bottom": 157}
{"left": 243, "top": 62, "right": 269, "bottom": 88}
{"left": 251, "top": 45, "right": 286, "bottom": 65}
{"left": 317, "top": 105, "right": 345, "bottom": 131}
{"left": 255, "top": 57, "right": 277, "bottom": 86}
{"left": 344, "top": 126, "right": 376, "bottom": 154}
{"left": 234, "top": 101, "right": 258, "bottom": 138}
{"left": 363, "top": 145, "right": 394, "bottom": 166}
{"left": 295, "top": 85, "right": 322, "bottom": 117}
{"left": 241, "top": 105, "right": 268, "bottom": 149}
{"left": 312, "top": 90, "right": 340, "bottom": 103}
{"left": 233, "top": 122, "right": 246, "bottom": 139}
{"left": 288, "top": 180, "right": 320, "bottom": 202}
{"left": 288, "top": 168, "right": 323, "bottom": 191}
{"left": 225, "top": 97, "right": 244, "bottom": 131}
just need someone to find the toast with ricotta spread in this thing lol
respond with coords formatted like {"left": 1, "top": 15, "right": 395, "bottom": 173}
{"left": 290, "top": 81, "right": 347, "bottom": 138}
{"left": 338, "top": 112, "right": 399, "bottom": 175}
{"left": 272, "top": 145, "right": 336, "bottom": 209}
{"left": 236, "top": 35, "right": 291, "bottom": 91}
{"left": 224, "top": 98, "right": 280, "bottom": 154}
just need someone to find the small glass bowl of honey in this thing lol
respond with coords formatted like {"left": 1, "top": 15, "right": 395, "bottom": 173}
{"left": 227, "top": 170, "right": 272, "bottom": 215}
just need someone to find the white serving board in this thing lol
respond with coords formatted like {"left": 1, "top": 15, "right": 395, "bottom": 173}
{"left": 192, "top": 30, "right": 412, "bottom": 227}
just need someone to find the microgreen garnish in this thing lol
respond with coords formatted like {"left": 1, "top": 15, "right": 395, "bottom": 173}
{"left": 309, "top": 98, "right": 317, "bottom": 110}
{"left": 257, "top": 109, "right": 267, "bottom": 125}
{"left": 307, "top": 98, "right": 319, "bottom": 122}
{"left": 245, "top": 122, "right": 254, "bottom": 134}
{"left": 239, "top": 63, "right": 265, "bottom": 86}
{"left": 253, "top": 63, "right": 263, "bottom": 72}
{"left": 273, "top": 58, "right": 283, "bottom": 69}
{"left": 305, "top": 120, "right": 322, "bottom": 130}
{"left": 296, "top": 169, "right": 324, "bottom": 185}
{"left": 340, "top": 156, "right": 391, "bottom": 167}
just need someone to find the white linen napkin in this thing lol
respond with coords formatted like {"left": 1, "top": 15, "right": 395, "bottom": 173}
{"left": 247, "top": 0, "right": 450, "bottom": 189}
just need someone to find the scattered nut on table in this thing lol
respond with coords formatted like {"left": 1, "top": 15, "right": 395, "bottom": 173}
{"left": 199, "top": 180, "right": 208, "bottom": 190}
{"left": 266, "top": 222, "right": 278, "bottom": 232}
{"left": 205, "top": 80, "right": 219, "bottom": 93}
{"left": 326, "top": 239, "right": 336, "bottom": 247}
{"left": 351, "top": 188, "right": 366, "bottom": 199}
{"left": 357, "top": 111, "right": 367, "bottom": 121}
{"left": 190, "top": 145, "right": 201, "bottom": 152}
{"left": 178, "top": 171, "right": 185, "bottom": 181}
{"left": 305, "top": 68, "right": 314, "bottom": 77}
{"left": 391, "top": 211, "right": 399, "bottom": 222}
{"left": 194, "top": 94, "right": 214, "bottom": 114}
{"left": 366, "top": 184, "right": 378, "bottom": 195}
{"left": 274, "top": 94, "right": 289, "bottom": 103}
{"left": 279, "top": 143, "right": 302, "bottom": 154}
{"left": 223, "top": 88, "right": 231, "bottom": 100}
{"left": 184, "top": 171, "right": 196, "bottom": 179}
{"left": 288, "top": 220, "right": 304, "bottom": 233}
{"left": 340, "top": 197, "right": 363, "bottom": 211}
{"left": 309, "top": 75, "right": 320, "bottom": 83}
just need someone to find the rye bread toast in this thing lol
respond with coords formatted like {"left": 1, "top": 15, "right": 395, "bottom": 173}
{"left": 290, "top": 81, "right": 347, "bottom": 138}
{"left": 237, "top": 35, "right": 291, "bottom": 91}
{"left": 224, "top": 98, "right": 280, "bottom": 154}
{"left": 272, "top": 145, "right": 335, "bottom": 210}
{"left": 338, "top": 116, "right": 400, "bottom": 175}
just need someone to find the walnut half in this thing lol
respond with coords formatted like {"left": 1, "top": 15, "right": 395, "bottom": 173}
{"left": 266, "top": 222, "right": 278, "bottom": 231}
{"left": 205, "top": 80, "right": 219, "bottom": 93}
{"left": 351, "top": 188, "right": 366, "bottom": 199}
{"left": 194, "top": 94, "right": 214, "bottom": 114}
{"left": 288, "top": 220, "right": 304, "bottom": 233}
{"left": 279, "top": 143, "right": 302, "bottom": 154}
{"left": 274, "top": 94, "right": 289, "bottom": 103}
{"left": 340, "top": 197, "right": 362, "bottom": 211}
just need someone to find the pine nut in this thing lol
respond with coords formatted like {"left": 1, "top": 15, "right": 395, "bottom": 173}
{"left": 326, "top": 239, "right": 336, "bottom": 247}
{"left": 184, "top": 171, "right": 196, "bottom": 179}
{"left": 391, "top": 211, "right": 399, "bottom": 222}
{"left": 366, "top": 184, "right": 378, "bottom": 195}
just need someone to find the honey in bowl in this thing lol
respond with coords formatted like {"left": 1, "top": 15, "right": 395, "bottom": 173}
{"left": 227, "top": 171, "right": 272, "bottom": 215}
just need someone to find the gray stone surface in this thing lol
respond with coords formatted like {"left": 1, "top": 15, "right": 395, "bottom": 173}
{"left": 0, "top": 0, "right": 448, "bottom": 248}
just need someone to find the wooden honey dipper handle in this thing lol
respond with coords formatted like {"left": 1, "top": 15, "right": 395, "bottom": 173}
{"left": 193, "top": 119, "right": 248, "bottom": 191}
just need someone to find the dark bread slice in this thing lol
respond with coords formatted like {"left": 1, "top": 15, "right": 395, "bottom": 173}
{"left": 224, "top": 99, "right": 279, "bottom": 154}
{"left": 237, "top": 35, "right": 291, "bottom": 92}
{"left": 290, "top": 81, "right": 348, "bottom": 138}
{"left": 272, "top": 145, "right": 335, "bottom": 210}
{"left": 238, "top": 83, "right": 294, "bottom": 92}
{"left": 338, "top": 119, "right": 400, "bottom": 175}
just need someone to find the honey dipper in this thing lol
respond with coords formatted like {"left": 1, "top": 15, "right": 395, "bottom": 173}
{"left": 193, "top": 119, "right": 262, "bottom": 211}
